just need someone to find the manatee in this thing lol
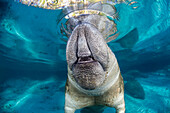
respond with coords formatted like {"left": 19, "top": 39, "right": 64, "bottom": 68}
{"left": 65, "top": 17, "right": 125, "bottom": 113}
{"left": 125, "top": 80, "right": 145, "bottom": 100}
{"left": 16, "top": 1, "right": 126, "bottom": 113}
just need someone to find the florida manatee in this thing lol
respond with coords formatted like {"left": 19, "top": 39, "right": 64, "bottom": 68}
{"left": 65, "top": 15, "right": 125, "bottom": 113}
{"left": 15, "top": 1, "right": 126, "bottom": 113}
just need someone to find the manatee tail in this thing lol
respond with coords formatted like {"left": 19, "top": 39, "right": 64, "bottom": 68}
{"left": 80, "top": 106, "right": 106, "bottom": 113}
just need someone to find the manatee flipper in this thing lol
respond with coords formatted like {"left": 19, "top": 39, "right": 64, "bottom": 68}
{"left": 116, "top": 28, "right": 139, "bottom": 48}
{"left": 80, "top": 106, "right": 105, "bottom": 113}
{"left": 125, "top": 80, "right": 145, "bottom": 100}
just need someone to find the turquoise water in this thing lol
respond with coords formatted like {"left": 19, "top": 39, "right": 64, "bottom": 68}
{"left": 0, "top": 0, "right": 169, "bottom": 113}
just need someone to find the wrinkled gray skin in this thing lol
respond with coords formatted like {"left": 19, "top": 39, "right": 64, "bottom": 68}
{"left": 66, "top": 21, "right": 109, "bottom": 90}
{"left": 65, "top": 14, "right": 117, "bottom": 42}
{"left": 65, "top": 14, "right": 125, "bottom": 113}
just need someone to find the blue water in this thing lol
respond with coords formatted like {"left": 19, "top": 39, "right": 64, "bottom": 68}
{"left": 0, "top": 0, "right": 169, "bottom": 113}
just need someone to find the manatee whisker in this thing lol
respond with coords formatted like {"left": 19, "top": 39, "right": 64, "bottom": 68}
{"left": 61, "top": 23, "right": 71, "bottom": 38}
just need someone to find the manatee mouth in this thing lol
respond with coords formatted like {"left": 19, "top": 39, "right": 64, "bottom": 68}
{"left": 77, "top": 56, "right": 94, "bottom": 64}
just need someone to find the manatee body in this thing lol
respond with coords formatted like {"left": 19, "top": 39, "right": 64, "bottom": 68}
{"left": 15, "top": 1, "right": 126, "bottom": 113}
{"left": 65, "top": 14, "right": 125, "bottom": 113}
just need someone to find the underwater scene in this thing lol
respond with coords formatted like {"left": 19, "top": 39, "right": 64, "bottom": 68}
{"left": 0, "top": 0, "right": 169, "bottom": 113}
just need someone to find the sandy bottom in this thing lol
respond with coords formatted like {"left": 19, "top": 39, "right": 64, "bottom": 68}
{"left": 0, "top": 73, "right": 170, "bottom": 113}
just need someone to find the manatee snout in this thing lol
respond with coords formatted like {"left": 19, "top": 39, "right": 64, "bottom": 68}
{"left": 66, "top": 23, "right": 109, "bottom": 90}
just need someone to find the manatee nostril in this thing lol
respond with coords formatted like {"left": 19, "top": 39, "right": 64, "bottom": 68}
{"left": 78, "top": 21, "right": 82, "bottom": 25}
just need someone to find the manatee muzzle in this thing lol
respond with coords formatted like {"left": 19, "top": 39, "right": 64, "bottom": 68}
{"left": 66, "top": 23, "right": 109, "bottom": 90}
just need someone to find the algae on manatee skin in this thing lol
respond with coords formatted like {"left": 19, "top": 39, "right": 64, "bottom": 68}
{"left": 125, "top": 80, "right": 145, "bottom": 100}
